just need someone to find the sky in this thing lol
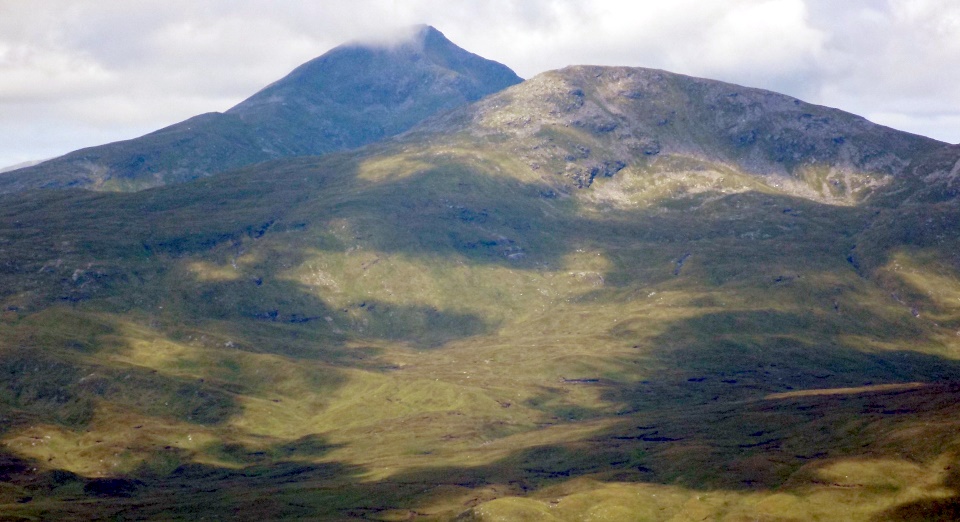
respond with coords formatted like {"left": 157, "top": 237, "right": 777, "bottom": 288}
{"left": 1, "top": 0, "right": 959, "bottom": 168}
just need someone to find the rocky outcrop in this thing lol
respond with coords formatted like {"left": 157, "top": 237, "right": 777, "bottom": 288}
{"left": 422, "top": 65, "right": 952, "bottom": 202}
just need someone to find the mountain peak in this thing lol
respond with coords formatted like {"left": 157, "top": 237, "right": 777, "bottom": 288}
{"left": 341, "top": 24, "right": 445, "bottom": 51}
{"left": 282, "top": 25, "right": 523, "bottom": 99}
{"left": 0, "top": 26, "right": 521, "bottom": 193}
{"left": 414, "top": 24, "right": 451, "bottom": 49}
{"left": 226, "top": 25, "right": 521, "bottom": 141}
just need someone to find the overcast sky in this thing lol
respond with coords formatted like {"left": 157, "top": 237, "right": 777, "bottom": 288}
{"left": 1, "top": 0, "right": 958, "bottom": 168}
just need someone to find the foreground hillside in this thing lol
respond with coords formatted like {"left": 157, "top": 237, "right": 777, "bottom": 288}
{"left": 1, "top": 66, "right": 960, "bottom": 520}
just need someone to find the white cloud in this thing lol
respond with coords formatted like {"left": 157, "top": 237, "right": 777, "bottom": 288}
{"left": 0, "top": 43, "right": 114, "bottom": 101}
{"left": 685, "top": 0, "right": 825, "bottom": 87}
{"left": 801, "top": 0, "right": 960, "bottom": 141}
{"left": 0, "top": 0, "right": 958, "bottom": 168}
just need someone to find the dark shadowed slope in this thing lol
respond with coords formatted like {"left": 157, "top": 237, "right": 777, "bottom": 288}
{"left": 0, "top": 25, "right": 521, "bottom": 193}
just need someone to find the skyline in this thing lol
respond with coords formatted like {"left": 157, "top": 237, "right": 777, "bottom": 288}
{"left": 1, "top": 0, "right": 958, "bottom": 168}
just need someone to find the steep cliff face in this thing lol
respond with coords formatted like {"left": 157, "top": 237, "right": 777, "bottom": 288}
{"left": 0, "top": 26, "right": 521, "bottom": 193}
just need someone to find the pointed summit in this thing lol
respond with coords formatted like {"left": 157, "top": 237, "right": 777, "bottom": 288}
{"left": 227, "top": 25, "right": 521, "bottom": 152}
{"left": 1, "top": 27, "right": 521, "bottom": 193}
{"left": 346, "top": 24, "right": 449, "bottom": 50}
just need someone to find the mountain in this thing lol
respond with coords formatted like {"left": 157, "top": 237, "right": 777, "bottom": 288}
{"left": 0, "top": 160, "right": 44, "bottom": 174}
{"left": 2, "top": 60, "right": 960, "bottom": 520}
{"left": 418, "top": 65, "right": 951, "bottom": 201}
{"left": 0, "top": 25, "right": 521, "bottom": 193}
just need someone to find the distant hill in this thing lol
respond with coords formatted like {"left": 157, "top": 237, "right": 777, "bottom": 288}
{"left": 0, "top": 25, "right": 521, "bottom": 193}
{"left": 0, "top": 160, "right": 43, "bottom": 174}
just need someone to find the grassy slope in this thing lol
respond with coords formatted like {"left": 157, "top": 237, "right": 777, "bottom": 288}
{"left": 0, "top": 133, "right": 959, "bottom": 521}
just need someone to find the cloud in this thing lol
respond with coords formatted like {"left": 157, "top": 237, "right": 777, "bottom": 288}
{"left": 0, "top": 0, "right": 958, "bottom": 167}
{"left": 801, "top": 0, "right": 960, "bottom": 142}
{"left": 0, "top": 43, "right": 114, "bottom": 102}
{"left": 681, "top": 0, "right": 826, "bottom": 90}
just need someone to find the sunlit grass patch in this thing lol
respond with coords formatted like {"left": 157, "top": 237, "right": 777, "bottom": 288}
{"left": 2, "top": 402, "right": 212, "bottom": 477}
{"left": 875, "top": 250, "right": 960, "bottom": 330}
{"left": 185, "top": 260, "right": 244, "bottom": 282}
{"left": 356, "top": 153, "right": 433, "bottom": 183}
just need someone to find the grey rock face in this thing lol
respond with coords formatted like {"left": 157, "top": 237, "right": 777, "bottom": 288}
{"left": 424, "top": 65, "right": 950, "bottom": 202}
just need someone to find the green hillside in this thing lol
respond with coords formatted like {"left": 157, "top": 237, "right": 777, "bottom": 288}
{"left": 0, "top": 65, "right": 959, "bottom": 520}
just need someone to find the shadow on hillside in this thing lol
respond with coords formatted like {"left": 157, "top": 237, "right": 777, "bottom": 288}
{"left": 163, "top": 275, "right": 493, "bottom": 357}
{"left": 604, "top": 304, "right": 952, "bottom": 406}
{"left": 2, "top": 150, "right": 960, "bottom": 518}
{"left": 0, "top": 151, "right": 873, "bottom": 282}
{"left": 0, "top": 433, "right": 363, "bottom": 520}
{"left": 1, "top": 313, "right": 959, "bottom": 519}
{"left": 5, "top": 298, "right": 960, "bottom": 519}
{"left": 876, "top": 473, "right": 960, "bottom": 521}
{"left": 4, "top": 380, "right": 960, "bottom": 520}
{"left": 0, "top": 344, "right": 242, "bottom": 429}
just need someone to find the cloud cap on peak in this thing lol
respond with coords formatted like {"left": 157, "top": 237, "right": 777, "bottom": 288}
{"left": 345, "top": 24, "right": 445, "bottom": 49}
{"left": 0, "top": 24, "right": 522, "bottom": 193}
